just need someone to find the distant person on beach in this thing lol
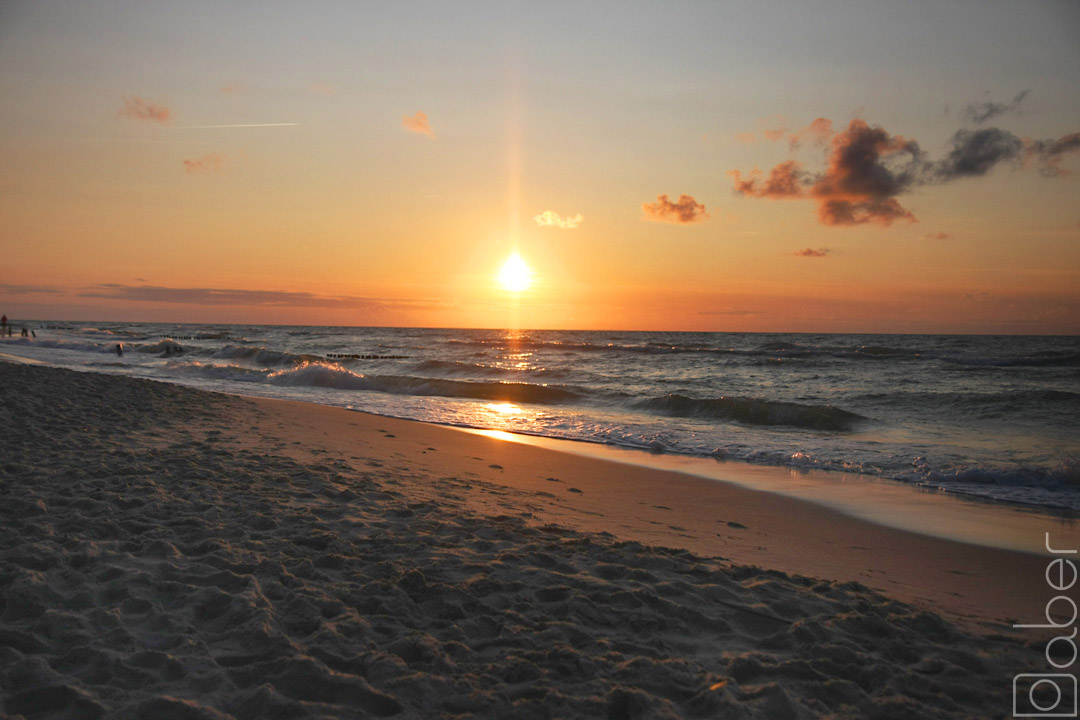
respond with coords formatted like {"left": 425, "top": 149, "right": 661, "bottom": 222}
{"left": 21, "top": 328, "right": 28, "bottom": 337}
{"left": 116, "top": 344, "right": 123, "bottom": 357}
{"left": 1, "top": 315, "right": 6, "bottom": 333}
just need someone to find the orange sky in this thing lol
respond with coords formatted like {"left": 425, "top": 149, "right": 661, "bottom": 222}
{"left": 1, "top": 2, "right": 1078, "bottom": 333}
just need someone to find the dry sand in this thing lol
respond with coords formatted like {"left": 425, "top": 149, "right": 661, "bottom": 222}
{"left": 0, "top": 362, "right": 1061, "bottom": 718}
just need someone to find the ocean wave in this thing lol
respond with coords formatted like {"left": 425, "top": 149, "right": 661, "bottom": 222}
{"left": 630, "top": 393, "right": 866, "bottom": 431}
{"left": 135, "top": 339, "right": 185, "bottom": 355}
{"left": 174, "top": 361, "right": 583, "bottom": 404}
{"left": 212, "top": 344, "right": 323, "bottom": 367}
{"left": 895, "top": 456, "right": 1080, "bottom": 492}
{"left": 938, "top": 351, "right": 1080, "bottom": 368}
{"left": 413, "top": 359, "right": 569, "bottom": 380}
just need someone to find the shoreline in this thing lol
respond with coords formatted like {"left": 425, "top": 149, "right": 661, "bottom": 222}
{"left": 6, "top": 344, "right": 1076, "bottom": 554}
{"left": 0, "top": 361, "right": 1056, "bottom": 717}
{"left": 2, "top": 356, "right": 1073, "bottom": 623}
{"left": 236, "top": 392, "right": 1065, "bottom": 630}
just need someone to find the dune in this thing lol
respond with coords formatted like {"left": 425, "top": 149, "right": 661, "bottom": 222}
{"left": 0, "top": 362, "right": 1058, "bottom": 718}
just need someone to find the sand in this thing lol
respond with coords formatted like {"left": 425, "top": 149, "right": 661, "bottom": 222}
{"left": 0, "top": 362, "right": 1059, "bottom": 718}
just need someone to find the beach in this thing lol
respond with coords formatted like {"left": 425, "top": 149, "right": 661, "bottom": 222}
{"left": 0, "top": 360, "right": 1064, "bottom": 719}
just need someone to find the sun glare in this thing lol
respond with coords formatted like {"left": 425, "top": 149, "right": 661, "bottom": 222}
{"left": 498, "top": 253, "right": 532, "bottom": 292}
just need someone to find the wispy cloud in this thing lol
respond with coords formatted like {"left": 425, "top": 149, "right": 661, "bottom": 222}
{"left": 963, "top": 90, "right": 1029, "bottom": 125}
{"left": 924, "top": 231, "right": 951, "bottom": 241}
{"left": 79, "top": 284, "right": 443, "bottom": 310}
{"left": 182, "top": 153, "right": 226, "bottom": 174}
{"left": 0, "top": 283, "right": 61, "bottom": 294}
{"left": 534, "top": 210, "right": 584, "bottom": 229}
{"left": 402, "top": 111, "right": 435, "bottom": 138}
{"left": 642, "top": 194, "right": 709, "bottom": 224}
{"left": 1026, "top": 132, "right": 1080, "bottom": 177}
{"left": 794, "top": 248, "right": 830, "bottom": 257}
{"left": 119, "top": 96, "right": 171, "bottom": 124}
{"left": 788, "top": 117, "right": 834, "bottom": 150}
{"left": 171, "top": 123, "right": 299, "bottom": 129}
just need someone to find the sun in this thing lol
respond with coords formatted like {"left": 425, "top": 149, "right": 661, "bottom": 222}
{"left": 497, "top": 253, "right": 532, "bottom": 292}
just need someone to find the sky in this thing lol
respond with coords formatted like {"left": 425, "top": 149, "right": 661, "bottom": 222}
{"left": 1, "top": 0, "right": 1078, "bottom": 333}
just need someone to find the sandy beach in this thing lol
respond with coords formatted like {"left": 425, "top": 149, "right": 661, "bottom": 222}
{"left": 0, "top": 362, "right": 1063, "bottom": 718}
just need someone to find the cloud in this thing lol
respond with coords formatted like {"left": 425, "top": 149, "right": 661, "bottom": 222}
{"left": 402, "top": 111, "right": 435, "bottom": 138}
{"left": 932, "top": 128, "right": 1023, "bottom": 180}
{"left": 731, "top": 113, "right": 1079, "bottom": 229}
{"left": 534, "top": 210, "right": 584, "bottom": 229}
{"left": 118, "top": 96, "right": 171, "bottom": 124}
{"left": 729, "top": 161, "right": 806, "bottom": 198}
{"left": 0, "top": 283, "right": 61, "bottom": 294}
{"left": 794, "top": 248, "right": 830, "bottom": 257}
{"left": 788, "top": 117, "right": 834, "bottom": 150}
{"left": 963, "top": 90, "right": 1029, "bottom": 125}
{"left": 78, "top": 284, "right": 434, "bottom": 310}
{"left": 1026, "top": 132, "right": 1080, "bottom": 177}
{"left": 733, "top": 119, "right": 921, "bottom": 226}
{"left": 182, "top": 153, "right": 226, "bottom": 174}
{"left": 695, "top": 307, "right": 765, "bottom": 317}
{"left": 924, "top": 231, "right": 951, "bottom": 241}
{"left": 811, "top": 120, "right": 923, "bottom": 226}
{"left": 735, "top": 132, "right": 757, "bottom": 144}
{"left": 642, "top": 194, "right": 709, "bottom": 224}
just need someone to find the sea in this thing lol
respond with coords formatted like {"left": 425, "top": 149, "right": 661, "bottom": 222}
{"left": 3, "top": 322, "right": 1078, "bottom": 512}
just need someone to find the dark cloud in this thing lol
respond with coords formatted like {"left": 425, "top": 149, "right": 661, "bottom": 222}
{"left": 78, "top": 284, "right": 431, "bottom": 310}
{"left": 794, "top": 248, "right": 829, "bottom": 257}
{"left": 731, "top": 113, "right": 1078, "bottom": 228}
{"left": 733, "top": 120, "right": 923, "bottom": 225}
{"left": 933, "top": 128, "right": 1023, "bottom": 180}
{"left": 810, "top": 120, "right": 923, "bottom": 226}
{"left": 118, "top": 96, "right": 171, "bottom": 124}
{"left": 642, "top": 194, "right": 709, "bottom": 224}
{"left": 963, "top": 90, "right": 1029, "bottom": 125}
{"left": 1026, "top": 132, "right": 1080, "bottom": 177}
{"left": 0, "top": 283, "right": 61, "bottom": 294}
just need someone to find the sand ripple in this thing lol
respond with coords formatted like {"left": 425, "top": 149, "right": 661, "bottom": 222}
{"left": 0, "top": 364, "right": 1039, "bottom": 718}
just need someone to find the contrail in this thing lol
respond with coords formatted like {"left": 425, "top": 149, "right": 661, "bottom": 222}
{"left": 171, "top": 123, "right": 300, "bottom": 129}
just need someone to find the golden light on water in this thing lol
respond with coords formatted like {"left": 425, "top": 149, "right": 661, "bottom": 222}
{"left": 486, "top": 402, "right": 523, "bottom": 415}
{"left": 498, "top": 253, "right": 532, "bottom": 292}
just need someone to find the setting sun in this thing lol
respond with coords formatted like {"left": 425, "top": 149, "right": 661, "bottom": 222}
{"left": 497, "top": 253, "right": 532, "bottom": 292}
